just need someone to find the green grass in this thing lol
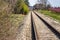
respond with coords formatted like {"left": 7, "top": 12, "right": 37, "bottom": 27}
{"left": 38, "top": 10, "right": 60, "bottom": 22}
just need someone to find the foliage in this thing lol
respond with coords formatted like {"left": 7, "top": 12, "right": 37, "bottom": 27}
{"left": 49, "top": 8, "right": 60, "bottom": 13}
{"left": 0, "top": 0, "right": 25, "bottom": 39}
{"left": 21, "top": 3, "right": 29, "bottom": 14}
{"left": 14, "top": 0, "right": 29, "bottom": 14}
{"left": 46, "top": 4, "right": 51, "bottom": 10}
{"left": 24, "top": 0, "right": 29, "bottom": 6}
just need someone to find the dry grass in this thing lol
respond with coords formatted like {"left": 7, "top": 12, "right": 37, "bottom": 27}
{"left": 0, "top": 0, "right": 25, "bottom": 40}
{"left": 0, "top": 13, "right": 25, "bottom": 40}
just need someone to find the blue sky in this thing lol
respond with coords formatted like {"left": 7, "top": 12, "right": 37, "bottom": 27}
{"left": 29, "top": 0, "right": 60, "bottom": 7}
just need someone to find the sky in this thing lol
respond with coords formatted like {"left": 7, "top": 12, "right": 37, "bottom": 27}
{"left": 29, "top": 0, "right": 60, "bottom": 7}
{"left": 29, "top": 0, "right": 37, "bottom": 6}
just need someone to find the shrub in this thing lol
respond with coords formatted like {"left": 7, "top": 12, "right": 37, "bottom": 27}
{"left": 14, "top": 0, "right": 29, "bottom": 14}
{"left": 22, "top": 3, "right": 29, "bottom": 15}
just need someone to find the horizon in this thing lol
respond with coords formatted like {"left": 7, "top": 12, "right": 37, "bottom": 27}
{"left": 29, "top": 0, "right": 60, "bottom": 7}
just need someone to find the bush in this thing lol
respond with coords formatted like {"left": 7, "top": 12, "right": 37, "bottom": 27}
{"left": 22, "top": 3, "right": 29, "bottom": 15}
{"left": 14, "top": 0, "right": 29, "bottom": 14}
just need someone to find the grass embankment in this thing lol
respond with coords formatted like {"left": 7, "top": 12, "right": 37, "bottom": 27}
{"left": 38, "top": 10, "right": 60, "bottom": 22}
{"left": 0, "top": 0, "right": 28, "bottom": 39}
{"left": 0, "top": 13, "right": 25, "bottom": 39}
{"left": 10, "top": 14, "right": 25, "bottom": 27}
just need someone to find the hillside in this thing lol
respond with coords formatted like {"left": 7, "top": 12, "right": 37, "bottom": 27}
{"left": 0, "top": 0, "right": 26, "bottom": 40}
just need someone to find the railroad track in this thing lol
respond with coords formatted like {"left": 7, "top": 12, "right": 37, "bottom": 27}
{"left": 31, "top": 11, "right": 60, "bottom": 40}
{"left": 1, "top": 11, "right": 60, "bottom": 40}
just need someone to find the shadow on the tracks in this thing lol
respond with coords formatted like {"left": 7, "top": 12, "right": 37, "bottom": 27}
{"left": 31, "top": 12, "right": 36, "bottom": 40}
{"left": 34, "top": 12, "right": 60, "bottom": 39}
